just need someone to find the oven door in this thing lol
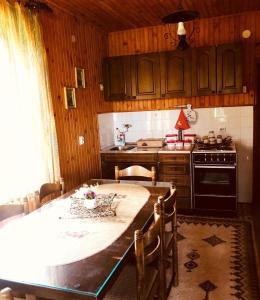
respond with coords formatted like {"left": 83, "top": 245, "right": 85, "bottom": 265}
{"left": 194, "top": 165, "right": 236, "bottom": 196}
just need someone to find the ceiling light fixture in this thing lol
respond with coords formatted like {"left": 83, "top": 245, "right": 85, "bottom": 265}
{"left": 162, "top": 0, "right": 199, "bottom": 50}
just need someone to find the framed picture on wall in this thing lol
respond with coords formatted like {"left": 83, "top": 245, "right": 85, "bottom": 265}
{"left": 64, "top": 87, "right": 76, "bottom": 109}
{"left": 75, "top": 67, "right": 86, "bottom": 88}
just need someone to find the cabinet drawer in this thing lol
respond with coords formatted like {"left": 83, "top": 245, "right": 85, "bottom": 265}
{"left": 101, "top": 153, "right": 157, "bottom": 163}
{"left": 159, "top": 174, "right": 190, "bottom": 186}
{"left": 159, "top": 164, "right": 189, "bottom": 175}
{"left": 158, "top": 154, "right": 190, "bottom": 164}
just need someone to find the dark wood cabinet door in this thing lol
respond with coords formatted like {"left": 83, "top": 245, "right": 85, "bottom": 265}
{"left": 217, "top": 43, "right": 242, "bottom": 94}
{"left": 160, "top": 50, "right": 192, "bottom": 98}
{"left": 131, "top": 53, "right": 160, "bottom": 99}
{"left": 192, "top": 46, "right": 216, "bottom": 96}
{"left": 103, "top": 56, "right": 132, "bottom": 100}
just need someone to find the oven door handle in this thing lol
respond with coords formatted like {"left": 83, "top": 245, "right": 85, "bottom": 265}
{"left": 194, "top": 165, "right": 236, "bottom": 169}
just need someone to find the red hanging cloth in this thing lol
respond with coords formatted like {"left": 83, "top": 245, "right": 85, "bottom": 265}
{"left": 175, "top": 109, "right": 190, "bottom": 130}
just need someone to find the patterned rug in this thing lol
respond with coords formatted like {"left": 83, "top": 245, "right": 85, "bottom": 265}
{"left": 169, "top": 215, "right": 260, "bottom": 300}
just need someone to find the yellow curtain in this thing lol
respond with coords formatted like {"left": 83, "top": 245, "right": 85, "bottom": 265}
{"left": 0, "top": 1, "right": 60, "bottom": 203}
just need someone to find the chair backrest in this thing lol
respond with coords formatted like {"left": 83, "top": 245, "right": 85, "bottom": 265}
{"left": 39, "top": 178, "right": 64, "bottom": 206}
{"left": 0, "top": 198, "right": 30, "bottom": 228}
{"left": 134, "top": 202, "right": 163, "bottom": 300}
{"left": 158, "top": 185, "right": 178, "bottom": 287}
{"left": 0, "top": 287, "right": 13, "bottom": 300}
{"left": 115, "top": 165, "right": 156, "bottom": 182}
{"left": 159, "top": 186, "right": 177, "bottom": 224}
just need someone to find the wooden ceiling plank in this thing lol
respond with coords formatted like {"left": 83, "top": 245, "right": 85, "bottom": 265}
{"left": 44, "top": 0, "right": 260, "bottom": 32}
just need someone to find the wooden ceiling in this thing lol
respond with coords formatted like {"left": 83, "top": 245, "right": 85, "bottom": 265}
{"left": 45, "top": 0, "right": 260, "bottom": 32}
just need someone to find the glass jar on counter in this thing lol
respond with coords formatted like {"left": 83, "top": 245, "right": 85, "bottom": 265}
{"left": 165, "top": 134, "right": 178, "bottom": 144}
{"left": 183, "top": 134, "right": 196, "bottom": 143}
{"left": 175, "top": 140, "right": 184, "bottom": 150}
{"left": 208, "top": 131, "right": 215, "bottom": 138}
{"left": 183, "top": 140, "right": 192, "bottom": 150}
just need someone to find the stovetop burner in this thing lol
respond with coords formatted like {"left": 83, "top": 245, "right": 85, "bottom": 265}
{"left": 193, "top": 143, "right": 236, "bottom": 153}
{"left": 196, "top": 144, "right": 234, "bottom": 151}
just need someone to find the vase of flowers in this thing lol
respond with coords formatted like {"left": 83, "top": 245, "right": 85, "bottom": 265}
{"left": 84, "top": 190, "right": 97, "bottom": 209}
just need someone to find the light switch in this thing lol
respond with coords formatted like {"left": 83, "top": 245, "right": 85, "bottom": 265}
{"left": 79, "top": 136, "right": 85, "bottom": 145}
{"left": 99, "top": 83, "right": 104, "bottom": 91}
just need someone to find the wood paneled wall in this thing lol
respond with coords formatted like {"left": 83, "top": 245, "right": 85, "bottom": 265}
{"left": 39, "top": 11, "right": 112, "bottom": 190}
{"left": 38, "top": 9, "right": 260, "bottom": 190}
{"left": 106, "top": 11, "right": 260, "bottom": 112}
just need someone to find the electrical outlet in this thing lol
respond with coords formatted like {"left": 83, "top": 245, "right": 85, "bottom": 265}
{"left": 79, "top": 136, "right": 85, "bottom": 145}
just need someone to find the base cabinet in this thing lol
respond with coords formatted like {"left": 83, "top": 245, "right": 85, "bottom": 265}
{"left": 101, "top": 152, "right": 192, "bottom": 209}
{"left": 158, "top": 153, "right": 191, "bottom": 209}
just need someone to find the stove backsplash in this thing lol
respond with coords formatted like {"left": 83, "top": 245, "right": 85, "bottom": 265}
{"left": 98, "top": 106, "right": 253, "bottom": 204}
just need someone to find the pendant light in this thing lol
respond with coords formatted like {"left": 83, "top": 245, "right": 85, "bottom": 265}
{"left": 162, "top": 0, "right": 199, "bottom": 50}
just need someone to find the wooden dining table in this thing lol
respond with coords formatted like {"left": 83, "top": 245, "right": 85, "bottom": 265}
{"left": 0, "top": 179, "right": 171, "bottom": 300}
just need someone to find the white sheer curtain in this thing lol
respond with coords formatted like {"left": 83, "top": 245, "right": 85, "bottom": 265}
{"left": 0, "top": 1, "right": 60, "bottom": 204}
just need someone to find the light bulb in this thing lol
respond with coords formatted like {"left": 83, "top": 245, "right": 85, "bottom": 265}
{"left": 177, "top": 22, "right": 186, "bottom": 35}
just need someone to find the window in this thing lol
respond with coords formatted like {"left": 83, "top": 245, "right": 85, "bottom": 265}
{"left": 0, "top": 2, "right": 60, "bottom": 203}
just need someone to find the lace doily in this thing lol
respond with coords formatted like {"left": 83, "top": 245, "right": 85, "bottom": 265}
{"left": 69, "top": 193, "right": 117, "bottom": 218}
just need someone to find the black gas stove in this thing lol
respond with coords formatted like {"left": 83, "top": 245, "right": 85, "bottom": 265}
{"left": 192, "top": 143, "right": 237, "bottom": 212}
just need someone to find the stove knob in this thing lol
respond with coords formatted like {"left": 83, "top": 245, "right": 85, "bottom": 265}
{"left": 223, "top": 154, "right": 226, "bottom": 162}
{"left": 211, "top": 154, "right": 213, "bottom": 161}
{"left": 204, "top": 154, "right": 207, "bottom": 162}
{"left": 217, "top": 154, "right": 219, "bottom": 162}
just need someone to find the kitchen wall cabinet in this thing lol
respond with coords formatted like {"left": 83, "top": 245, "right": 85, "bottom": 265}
{"left": 158, "top": 153, "right": 191, "bottom": 209}
{"left": 103, "top": 43, "right": 243, "bottom": 101}
{"left": 192, "top": 43, "right": 242, "bottom": 96}
{"left": 103, "top": 56, "right": 132, "bottom": 100}
{"left": 160, "top": 49, "right": 192, "bottom": 98}
{"left": 192, "top": 46, "right": 217, "bottom": 96}
{"left": 217, "top": 43, "right": 243, "bottom": 94}
{"left": 131, "top": 53, "right": 161, "bottom": 100}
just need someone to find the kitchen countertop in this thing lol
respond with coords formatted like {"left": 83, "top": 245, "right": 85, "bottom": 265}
{"left": 158, "top": 146, "right": 193, "bottom": 154}
{"left": 100, "top": 144, "right": 193, "bottom": 154}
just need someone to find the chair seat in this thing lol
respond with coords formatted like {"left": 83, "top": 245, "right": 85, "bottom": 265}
{"left": 104, "top": 263, "right": 159, "bottom": 300}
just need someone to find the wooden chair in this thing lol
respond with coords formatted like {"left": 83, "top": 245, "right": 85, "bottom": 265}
{"left": 0, "top": 288, "right": 13, "bottom": 300}
{"left": 104, "top": 202, "right": 164, "bottom": 300}
{"left": 114, "top": 165, "right": 156, "bottom": 182}
{"left": 158, "top": 186, "right": 178, "bottom": 296}
{"left": 0, "top": 288, "right": 35, "bottom": 300}
{"left": 0, "top": 198, "right": 30, "bottom": 229}
{"left": 39, "top": 178, "right": 65, "bottom": 206}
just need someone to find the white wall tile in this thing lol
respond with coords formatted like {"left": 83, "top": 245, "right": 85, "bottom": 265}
{"left": 97, "top": 113, "right": 114, "bottom": 149}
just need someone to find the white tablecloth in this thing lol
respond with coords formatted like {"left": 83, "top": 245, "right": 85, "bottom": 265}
{"left": 0, "top": 183, "right": 150, "bottom": 269}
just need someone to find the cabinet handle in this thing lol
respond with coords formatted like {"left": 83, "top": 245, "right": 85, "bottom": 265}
{"left": 161, "top": 94, "right": 165, "bottom": 97}
{"left": 211, "top": 90, "right": 215, "bottom": 94}
{"left": 132, "top": 96, "right": 136, "bottom": 99}
{"left": 218, "top": 90, "right": 222, "bottom": 94}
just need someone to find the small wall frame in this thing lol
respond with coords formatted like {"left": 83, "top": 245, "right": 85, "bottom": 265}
{"left": 75, "top": 67, "right": 86, "bottom": 88}
{"left": 64, "top": 87, "right": 76, "bottom": 109}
